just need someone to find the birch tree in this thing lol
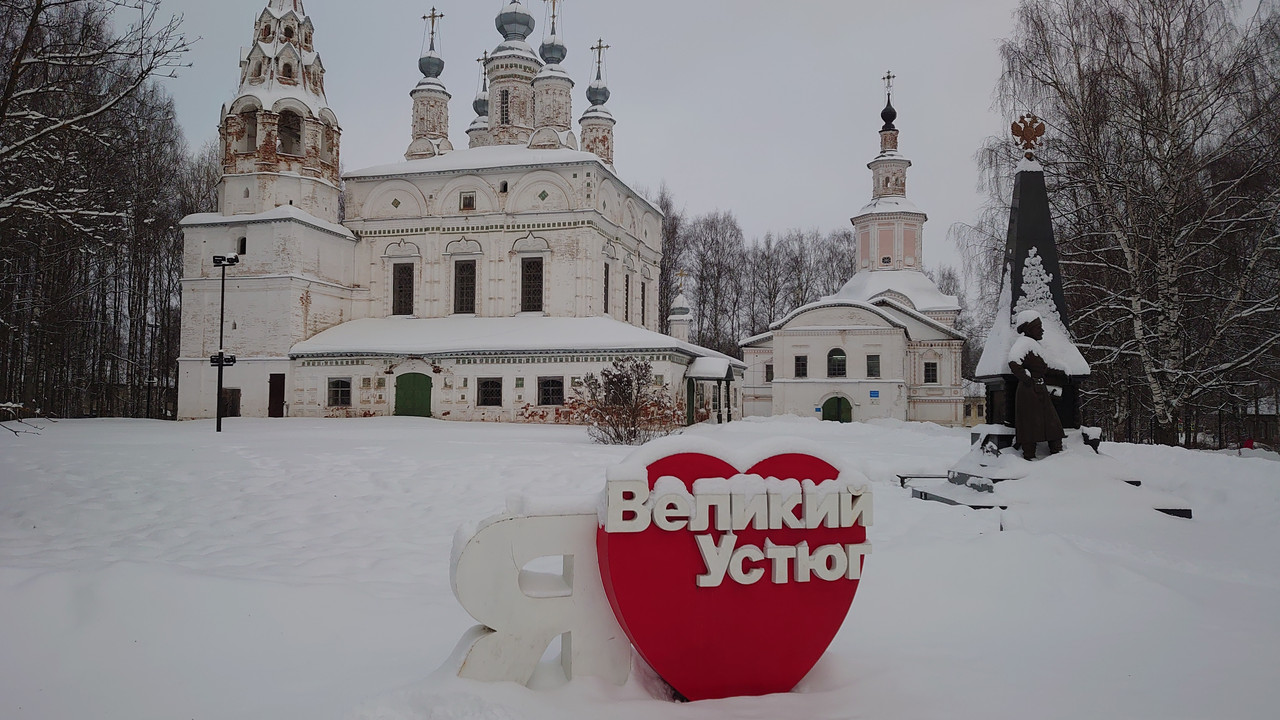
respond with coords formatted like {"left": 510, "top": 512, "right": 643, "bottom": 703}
{"left": 978, "top": 0, "right": 1280, "bottom": 444}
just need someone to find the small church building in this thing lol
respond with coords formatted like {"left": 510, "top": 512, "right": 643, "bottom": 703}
{"left": 741, "top": 92, "right": 966, "bottom": 425}
{"left": 177, "top": 0, "right": 742, "bottom": 422}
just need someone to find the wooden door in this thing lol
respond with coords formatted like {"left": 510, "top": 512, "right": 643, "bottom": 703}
{"left": 395, "top": 373, "right": 432, "bottom": 417}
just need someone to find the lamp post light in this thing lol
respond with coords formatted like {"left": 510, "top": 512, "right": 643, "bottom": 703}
{"left": 211, "top": 253, "right": 240, "bottom": 432}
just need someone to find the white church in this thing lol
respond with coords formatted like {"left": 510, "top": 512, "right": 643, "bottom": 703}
{"left": 177, "top": 0, "right": 743, "bottom": 423}
{"left": 740, "top": 91, "right": 967, "bottom": 425}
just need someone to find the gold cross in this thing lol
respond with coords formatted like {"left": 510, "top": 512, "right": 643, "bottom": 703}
{"left": 544, "top": 0, "right": 561, "bottom": 31}
{"left": 423, "top": 7, "right": 444, "bottom": 43}
{"left": 591, "top": 38, "right": 611, "bottom": 68}
{"left": 882, "top": 71, "right": 896, "bottom": 92}
{"left": 676, "top": 268, "right": 688, "bottom": 291}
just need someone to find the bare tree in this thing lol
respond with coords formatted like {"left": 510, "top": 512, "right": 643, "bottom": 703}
{"left": 653, "top": 183, "right": 685, "bottom": 335}
{"left": 973, "top": 0, "right": 1280, "bottom": 444}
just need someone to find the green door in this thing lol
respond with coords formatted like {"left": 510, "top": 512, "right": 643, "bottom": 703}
{"left": 395, "top": 373, "right": 432, "bottom": 417}
{"left": 822, "top": 396, "right": 853, "bottom": 423}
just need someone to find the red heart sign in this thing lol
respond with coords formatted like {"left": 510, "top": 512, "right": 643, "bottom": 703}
{"left": 597, "top": 450, "right": 869, "bottom": 701}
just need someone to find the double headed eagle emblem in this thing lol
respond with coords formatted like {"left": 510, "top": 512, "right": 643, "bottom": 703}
{"left": 1012, "top": 113, "right": 1046, "bottom": 160}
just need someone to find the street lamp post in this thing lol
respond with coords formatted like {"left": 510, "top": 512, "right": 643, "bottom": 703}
{"left": 211, "top": 254, "right": 240, "bottom": 432}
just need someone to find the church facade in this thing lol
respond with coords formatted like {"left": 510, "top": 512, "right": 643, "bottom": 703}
{"left": 177, "top": 0, "right": 742, "bottom": 422}
{"left": 740, "top": 94, "right": 966, "bottom": 426}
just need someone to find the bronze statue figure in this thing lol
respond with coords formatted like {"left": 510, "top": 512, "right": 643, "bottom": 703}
{"left": 1008, "top": 311, "right": 1066, "bottom": 460}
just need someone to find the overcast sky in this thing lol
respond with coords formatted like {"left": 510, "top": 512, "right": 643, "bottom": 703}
{"left": 156, "top": 0, "right": 1026, "bottom": 271}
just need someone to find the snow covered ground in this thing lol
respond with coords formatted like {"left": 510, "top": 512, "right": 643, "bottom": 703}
{"left": 1, "top": 416, "right": 1277, "bottom": 719}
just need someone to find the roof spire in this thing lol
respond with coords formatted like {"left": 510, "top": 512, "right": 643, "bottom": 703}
{"left": 539, "top": 0, "right": 567, "bottom": 65}
{"left": 880, "top": 70, "right": 898, "bottom": 132}
{"left": 473, "top": 51, "right": 490, "bottom": 116}
{"left": 418, "top": 7, "right": 445, "bottom": 78}
{"left": 587, "top": 38, "right": 611, "bottom": 105}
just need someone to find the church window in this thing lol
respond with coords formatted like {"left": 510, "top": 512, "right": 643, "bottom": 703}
{"left": 283, "top": 26, "right": 295, "bottom": 41}
{"left": 327, "top": 378, "right": 351, "bottom": 407}
{"left": 538, "top": 377, "right": 565, "bottom": 406}
{"left": 478, "top": 378, "right": 503, "bottom": 406}
{"left": 454, "top": 260, "right": 477, "bottom": 314}
{"left": 765, "top": 364, "right": 775, "bottom": 383}
{"left": 239, "top": 111, "right": 258, "bottom": 153}
{"left": 278, "top": 111, "right": 302, "bottom": 155}
{"left": 795, "top": 355, "right": 808, "bottom": 379}
{"left": 521, "top": 257, "right": 544, "bottom": 313}
{"left": 237, "top": 237, "right": 247, "bottom": 255}
{"left": 460, "top": 191, "right": 476, "bottom": 211}
{"left": 499, "top": 181, "right": 508, "bottom": 194}
{"left": 603, "top": 263, "right": 610, "bottom": 315}
{"left": 282, "top": 63, "right": 295, "bottom": 80}
{"left": 261, "top": 25, "right": 272, "bottom": 40}
{"left": 243, "top": 188, "right": 250, "bottom": 198}
{"left": 867, "top": 355, "right": 881, "bottom": 378}
{"left": 965, "top": 404, "right": 972, "bottom": 418}
{"left": 392, "top": 263, "right": 414, "bottom": 316}
{"left": 924, "top": 362, "right": 939, "bottom": 384}
{"left": 624, "top": 275, "right": 631, "bottom": 321}
{"left": 827, "top": 349, "right": 847, "bottom": 378}
{"left": 499, "top": 89, "right": 511, "bottom": 125}
{"left": 252, "top": 61, "right": 262, "bottom": 78}
{"left": 978, "top": 403, "right": 985, "bottom": 418}
{"left": 641, "top": 282, "right": 647, "bottom": 326}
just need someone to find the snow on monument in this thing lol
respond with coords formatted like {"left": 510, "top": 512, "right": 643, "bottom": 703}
{"left": 975, "top": 114, "right": 1090, "bottom": 430}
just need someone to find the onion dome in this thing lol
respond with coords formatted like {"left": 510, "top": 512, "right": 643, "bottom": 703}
{"left": 495, "top": 1, "right": 535, "bottom": 41}
{"left": 540, "top": 33, "right": 567, "bottom": 65}
{"left": 419, "top": 48, "right": 444, "bottom": 79}
{"left": 587, "top": 70, "right": 610, "bottom": 106}
{"left": 880, "top": 94, "right": 897, "bottom": 132}
{"left": 473, "top": 85, "right": 489, "bottom": 116}
{"left": 670, "top": 293, "right": 691, "bottom": 316}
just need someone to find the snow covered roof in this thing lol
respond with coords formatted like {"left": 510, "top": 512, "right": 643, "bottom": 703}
{"left": 685, "top": 357, "right": 735, "bottom": 380}
{"left": 345, "top": 145, "right": 606, "bottom": 179}
{"left": 289, "top": 316, "right": 745, "bottom": 367}
{"left": 853, "top": 195, "right": 926, "bottom": 217}
{"left": 760, "top": 297, "right": 964, "bottom": 343}
{"left": 831, "top": 269, "right": 960, "bottom": 313}
{"left": 181, "top": 205, "right": 353, "bottom": 239}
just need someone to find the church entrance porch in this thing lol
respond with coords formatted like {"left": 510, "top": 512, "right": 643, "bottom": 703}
{"left": 822, "top": 396, "right": 853, "bottom": 423}
{"left": 395, "top": 373, "right": 433, "bottom": 417}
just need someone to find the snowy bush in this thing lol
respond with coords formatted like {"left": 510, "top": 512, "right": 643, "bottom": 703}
{"left": 571, "top": 357, "right": 682, "bottom": 445}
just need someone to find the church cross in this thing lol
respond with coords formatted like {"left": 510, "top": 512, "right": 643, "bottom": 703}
{"left": 544, "top": 0, "right": 562, "bottom": 32}
{"left": 676, "top": 268, "right": 688, "bottom": 291}
{"left": 423, "top": 7, "right": 445, "bottom": 47}
{"left": 591, "top": 38, "right": 611, "bottom": 69}
{"left": 882, "top": 71, "right": 896, "bottom": 92}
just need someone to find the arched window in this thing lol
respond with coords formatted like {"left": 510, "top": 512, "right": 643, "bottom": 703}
{"left": 281, "top": 63, "right": 295, "bottom": 80}
{"left": 278, "top": 111, "right": 303, "bottom": 155}
{"left": 252, "top": 61, "right": 262, "bottom": 78}
{"left": 827, "top": 348, "right": 847, "bottom": 378}
{"left": 284, "top": 26, "right": 295, "bottom": 41}
{"left": 261, "top": 25, "right": 272, "bottom": 40}
{"left": 499, "top": 181, "right": 508, "bottom": 194}
{"left": 238, "top": 111, "right": 258, "bottom": 153}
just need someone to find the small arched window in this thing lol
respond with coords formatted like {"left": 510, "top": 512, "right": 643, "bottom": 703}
{"left": 261, "top": 25, "right": 272, "bottom": 40}
{"left": 252, "top": 61, "right": 262, "bottom": 78}
{"left": 281, "top": 63, "right": 295, "bottom": 80}
{"left": 827, "top": 348, "right": 847, "bottom": 378}
{"left": 242, "top": 188, "right": 250, "bottom": 198}
{"left": 499, "top": 181, "right": 509, "bottom": 194}
{"left": 237, "top": 237, "right": 247, "bottom": 255}
{"left": 283, "top": 26, "right": 295, "bottom": 41}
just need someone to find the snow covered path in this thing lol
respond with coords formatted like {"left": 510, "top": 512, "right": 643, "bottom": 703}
{"left": 1, "top": 417, "right": 1277, "bottom": 719}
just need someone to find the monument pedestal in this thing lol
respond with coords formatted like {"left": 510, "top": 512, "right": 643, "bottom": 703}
{"left": 919, "top": 433, "right": 1194, "bottom": 520}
